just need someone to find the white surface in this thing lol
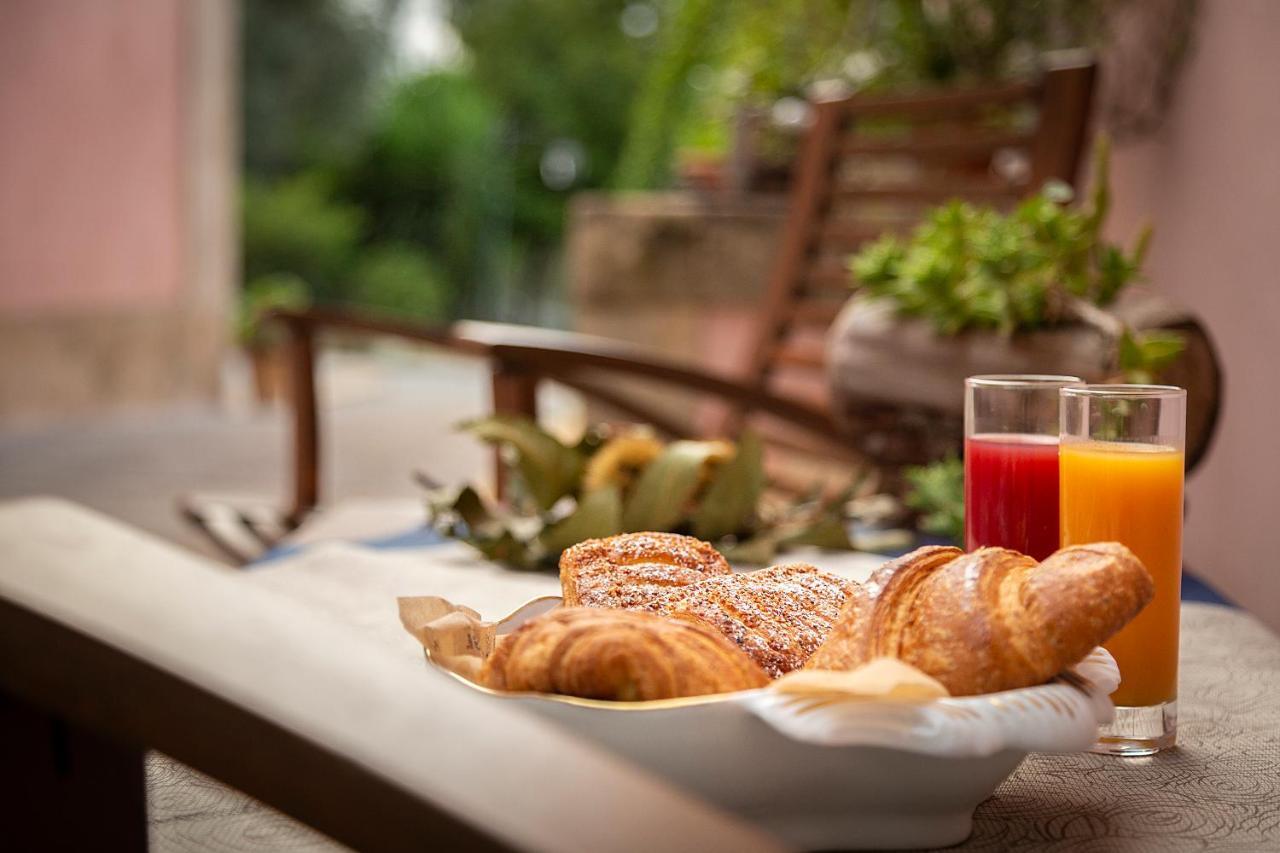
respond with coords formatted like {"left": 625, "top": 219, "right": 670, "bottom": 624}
{"left": 248, "top": 540, "right": 561, "bottom": 663}
{"left": 250, "top": 540, "right": 887, "bottom": 662}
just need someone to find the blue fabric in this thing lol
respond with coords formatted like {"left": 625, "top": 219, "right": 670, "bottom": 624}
{"left": 251, "top": 524, "right": 1234, "bottom": 607}
{"left": 1180, "top": 570, "right": 1234, "bottom": 606}
{"left": 253, "top": 525, "right": 445, "bottom": 566}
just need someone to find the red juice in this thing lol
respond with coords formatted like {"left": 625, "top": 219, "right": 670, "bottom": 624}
{"left": 964, "top": 433, "right": 1061, "bottom": 560}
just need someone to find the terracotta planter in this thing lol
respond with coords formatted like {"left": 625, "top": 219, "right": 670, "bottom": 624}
{"left": 676, "top": 154, "right": 727, "bottom": 193}
{"left": 246, "top": 344, "right": 288, "bottom": 405}
{"left": 825, "top": 287, "right": 1222, "bottom": 474}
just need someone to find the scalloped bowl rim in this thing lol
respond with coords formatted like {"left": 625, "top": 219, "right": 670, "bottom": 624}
{"left": 424, "top": 594, "right": 1121, "bottom": 758}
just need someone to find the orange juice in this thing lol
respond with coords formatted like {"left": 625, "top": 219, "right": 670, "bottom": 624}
{"left": 1059, "top": 441, "right": 1184, "bottom": 706}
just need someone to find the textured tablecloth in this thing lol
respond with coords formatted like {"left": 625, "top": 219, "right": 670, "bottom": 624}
{"left": 148, "top": 543, "right": 1280, "bottom": 852}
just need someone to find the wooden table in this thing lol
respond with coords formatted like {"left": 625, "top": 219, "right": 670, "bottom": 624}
{"left": 130, "top": 539, "right": 1280, "bottom": 852}
{"left": 5, "top": 501, "right": 1277, "bottom": 851}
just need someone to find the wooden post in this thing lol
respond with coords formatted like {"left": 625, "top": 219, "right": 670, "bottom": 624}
{"left": 0, "top": 691, "right": 147, "bottom": 852}
{"left": 287, "top": 320, "right": 320, "bottom": 524}
{"left": 490, "top": 360, "right": 539, "bottom": 501}
{"left": 746, "top": 99, "right": 845, "bottom": 385}
{"left": 1030, "top": 61, "right": 1098, "bottom": 188}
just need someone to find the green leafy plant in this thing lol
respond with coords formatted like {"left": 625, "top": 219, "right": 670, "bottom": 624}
{"left": 241, "top": 174, "right": 364, "bottom": 303}
{"left": 335, "top": 71, "right": 504, "bottom": 318}
{"left": 426, "top": 418, "right": 856, "bottom": 570}
{"left": 346, "top": 243, "right": 451, "bottom": 322}
{"left": 1117, "top": 328, "right": 1186, "bottom": 385}
{"left": 613, "top": 0, "right": 723, "bottom": 189}
{"left": 236, "top": 273, "right": 310, "bottom": 350}
{"left": 850, "top": 139, "right": 1184, "bottom": 381}
{"left": 653, "top": 1, "right": 1115, "bottom": 175}
{"left": 902, "top": 457, "right": 964, "bottom": 545}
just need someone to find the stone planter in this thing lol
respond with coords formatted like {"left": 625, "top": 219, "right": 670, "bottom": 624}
{"left": 826, "top": 287, "right": 1222, "bottom": 474}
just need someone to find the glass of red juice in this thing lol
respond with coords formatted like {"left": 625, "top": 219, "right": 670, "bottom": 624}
{"left": 964, "top": 375, "right": 1083, "bottom": 560}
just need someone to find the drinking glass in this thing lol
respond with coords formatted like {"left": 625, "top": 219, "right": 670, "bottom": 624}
{"left": 964, "top": 375, "right": 1083, "bottom": 560}
{"left": 1059, "top": 384, "right": 1186, "bottom": 756}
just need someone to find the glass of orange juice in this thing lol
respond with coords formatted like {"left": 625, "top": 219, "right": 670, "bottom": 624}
{"left": 1059, "top": 384, "right": 1186, "bottom": 756}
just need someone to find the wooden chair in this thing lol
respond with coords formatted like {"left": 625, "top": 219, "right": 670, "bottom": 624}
{"left": 0, "top": 497, "right": 786, "bottom": 852}
{"left": 183, "top": 59, "right": 1097, "bottom": 564}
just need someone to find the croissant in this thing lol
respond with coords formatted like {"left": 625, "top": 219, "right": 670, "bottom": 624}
{"left": 480, "top": 607, "right": 769, "bottom": 700}
{"left": 560, "top": 532, "right": 731, "bottom": 612}
{"left": 806, "top": 543, "right": 1154, "bottom": 696}
{"left": 663, "top": 564, "right": 853, "bottom": 678}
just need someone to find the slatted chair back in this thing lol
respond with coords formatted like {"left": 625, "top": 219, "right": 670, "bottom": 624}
{"left": 738, "top": 59, "right": 1096, "bottom": 486}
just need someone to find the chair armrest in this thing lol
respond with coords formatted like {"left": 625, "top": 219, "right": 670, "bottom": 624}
{"left": 266, "top": 306, "right": 843, "bottom": 518}
{"left": 271, "top": 307, "right": 839, "bottom": 437}
{"left": 0, "top": 497, "right": 785, "bottom": 853}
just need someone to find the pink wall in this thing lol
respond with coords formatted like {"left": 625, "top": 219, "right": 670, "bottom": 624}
{"left": 1104, "top": 0, "right": 1280, "bottom": 629}
{"left": 0, "top": 0, "right": 184, "bottom": 316}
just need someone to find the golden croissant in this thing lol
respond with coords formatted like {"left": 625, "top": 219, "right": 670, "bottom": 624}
{"left": 806, "top": 543, "right": 1154, "bottom": 695}
{"left": 480, "top": 607, "right": 769, "bottom": 700}
{"left": 560, "top": 531, "right": 731, "bottom": 612}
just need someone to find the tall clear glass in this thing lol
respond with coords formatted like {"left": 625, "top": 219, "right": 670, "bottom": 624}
{"left": 1059, "top": 385, "right": 1187, "bottom": 756}
{"left": 964, "top": 375, "right": 1083, "bottom": 561}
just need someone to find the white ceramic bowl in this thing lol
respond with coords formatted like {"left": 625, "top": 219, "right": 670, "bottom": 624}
{"left": 429, "top": 598, "right": 1120, "bottom": 850}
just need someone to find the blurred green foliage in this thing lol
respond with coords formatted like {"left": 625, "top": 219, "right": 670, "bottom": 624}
{"left": 451, "top": 0, "right": 655, "bottom": 238}
{"left": 625, "top": 0, "right": 1108, "bottom": 183}
{"left": 241, "top": 0, "right": 396, "bottom": 178}
{"left": 241, "top": 174, "right": 364, "bottom": 303}
{"left": 334, "top": 71, "right": 504, "bottom": 318}
{"left": 241, "top": 0, "right": 454, "bottom": 326}
{"left": 236, "top": 273, "right": 311, "bottom": 349}
{"left": 857, "top": 0, "right": 1103, "bottom": 88}
{"left": 613, "top": 0, "right": 722, "bottom": 189}
{"left": 347, "top": 243, "right": 451, "bottom": 321}
{"left": 238, "top": 0, "right": 1116, "bottom": 327}
{"left": 903, "top": 456, "right": 964, "bottom": 544}
{"left": 240, "top": 0, "right": 653, "bottom": 325}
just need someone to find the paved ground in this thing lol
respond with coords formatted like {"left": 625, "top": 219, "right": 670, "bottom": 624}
{"left": 0, "top": 346, "right": 584, "bottom": 563}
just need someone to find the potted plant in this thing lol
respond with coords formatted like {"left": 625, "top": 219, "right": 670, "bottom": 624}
{"left": 235, "top": 273, "right": 310, "bottom": 405}
{"left": 826, "top": 139, "right": 1221, "bottom": 478}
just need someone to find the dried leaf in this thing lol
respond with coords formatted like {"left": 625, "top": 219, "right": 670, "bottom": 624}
{"left": 439, "top": 422, "right": 862, "bottom": 571}
{"left": 466, "top": 527, "right": 535, "bottom": 568}
{"left": 538, "top": 486, "right": 623, "bottom": 553}
{"left": 451, "top": 485, "right": 493, "bottom": 532}
{"left": 782, "top": 514, "right": 853, "bottom": 550}
{"left": 692, "top": 431, "right": 764, "bottom": 540}
{"left": 720, "top": 533, "right": 782, "bottom": 566}
{"left": 622, "top": 440, "right": 723, "bottom": 532}
{"left": 461, "top": 416, "right": 583, "bottom": 511}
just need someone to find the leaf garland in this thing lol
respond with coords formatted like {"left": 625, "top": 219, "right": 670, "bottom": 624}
{"left": 622, "top": 440, "right": 728, "bottom": 532}
{"left": 425, "top": 419, "right": 859, "bottom": 569}
{"left": 459, "top": 416, "right": 584, "bottom": 511}
{"left": 692, "top": 431, "right": 764, "bottom": 540}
